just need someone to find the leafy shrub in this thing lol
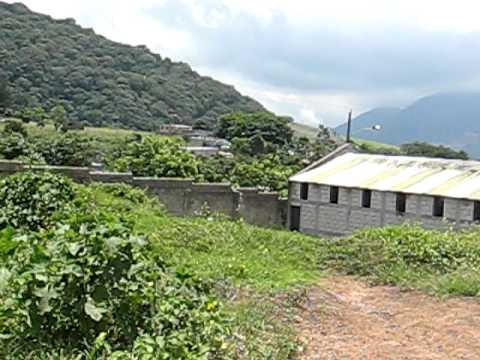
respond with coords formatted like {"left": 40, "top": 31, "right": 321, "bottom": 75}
{"left": 0, "top": 211, "right": 231, "bottom": 359}
{"left": 108, "top": 136, "right": 200, "bottom": 178}
{"left": 3, "top": 119, "right": 27, "bottom": 136}
{"left": 230, "top": 155, "right": 299, "bottom": 194}
{"left": 35, "top": 133, "right": 94, "bottom": 166}
{"left": 90, "top": 183, "right": 150, "bottom": 205}
{"left": 0, "top": 131, "right": 29, "bottom": 159}
{"left": 0, "top": 172, "right": 75, "bottom": 230}
{"left": 322, "top": 225, "right": 480, "bottom": 296}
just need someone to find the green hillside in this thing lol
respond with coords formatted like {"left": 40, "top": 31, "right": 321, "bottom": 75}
{"left": 289, "top": 122, "right": 319, "bottom": 140}
{"left": 0, "top": 2, "right": 265, "bottom": 131}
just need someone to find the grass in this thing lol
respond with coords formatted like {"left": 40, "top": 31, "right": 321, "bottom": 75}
{"left": 86, "top": 183, "right": 480, "bottom": 358}
{"left": 88, "top": 183, "right": 322, "bottom": 291}
{"left": 352, "top": 138, "right": 400, "bottom": 153}
{"left": 135, "top": 213, "right": 321, "bottom": 291}
{"left": 7, "top": 179, "right": 480, "bottom": 358}
{"left": 86, "top": 184, "right": 320, "bottom": 358}
{"left": 320, "top": 224, "right": 480, "bottom": 297}
{"left": 289, "top": 122, "right": 319, "bottom": 141}
{"left": 0, "top": 121, "right": 150, "bottom": 140}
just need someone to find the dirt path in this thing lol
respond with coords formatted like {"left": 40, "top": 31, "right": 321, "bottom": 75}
{"left": 298, "top": 276, "right": 480, "bottom": 360}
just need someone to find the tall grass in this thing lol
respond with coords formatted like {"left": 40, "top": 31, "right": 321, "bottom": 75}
{"left": 322, "top": 225, "right": 480, "bottom": 296}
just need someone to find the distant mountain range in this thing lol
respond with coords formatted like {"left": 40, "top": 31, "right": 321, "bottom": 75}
{"left": 0, "top": 2, "right": 265, "bottom": 130}
{"left": 335, "top": 92, "right": 480, "bottom": 158}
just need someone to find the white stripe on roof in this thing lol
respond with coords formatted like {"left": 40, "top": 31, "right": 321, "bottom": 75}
{"left": 290, "top": 152, "right": 480, "bottom": 201}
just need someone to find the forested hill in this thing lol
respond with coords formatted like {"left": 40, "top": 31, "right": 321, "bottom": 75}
{"left": 0, "top": 2, "right": 265, "bottom": 130}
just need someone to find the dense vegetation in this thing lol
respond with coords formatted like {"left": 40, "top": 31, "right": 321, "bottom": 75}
{"left": 323, "top": 225, "right": 480, "bottom": 297}
{"left": 0, "top": 112, "right": 337, "bottom": 195}
{"left": 2, "top": 171, "right": 480, "bottom": 358}
{"left": 0, "top": 173, "right": 233, "bottom": 359}
{"left": 400, "top": 141, "right": 469, "bottom": 160}
{"left": 355, "top": 139, "right": 469, "bottom": 159}
{"left": 0, "top": 2, "right": 264, "bottom": 130}
{"left": 0, "top": 172, "right": 321, "bottom": 359}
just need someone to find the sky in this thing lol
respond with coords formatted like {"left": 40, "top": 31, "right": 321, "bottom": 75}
{"left": 7, "top": 0, "right": 480, "bottom": 127}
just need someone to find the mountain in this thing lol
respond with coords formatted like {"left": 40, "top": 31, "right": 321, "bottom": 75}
{"left": 335, "top": 107, "right": 401, "bottom": 139}
{"left": 0, "top": 2, "right": 265, "bottom": 130}
{"left": 335, "top": 92, "right": 480, "bottom": 158}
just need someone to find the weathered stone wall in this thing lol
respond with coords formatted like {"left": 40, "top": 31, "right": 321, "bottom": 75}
{"left": 0, "top": 161, "right": 286, "bottom": 228}
{"left": 289, "top": 183, "right": 474, "bottom": 236}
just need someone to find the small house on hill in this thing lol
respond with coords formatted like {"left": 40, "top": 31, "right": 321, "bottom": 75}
{"left": 289, "top": 144, "right": 480, "bottom": 236}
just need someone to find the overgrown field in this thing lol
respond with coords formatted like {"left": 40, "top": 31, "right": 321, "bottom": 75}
{"left": 1, "top": 172, "right": 480, "bottom": 359}
{"left": 0, "top": 173, "right": 320, "bottom": 359}
{"left": 322, "top": 225, "right": 480, "bottom": 297}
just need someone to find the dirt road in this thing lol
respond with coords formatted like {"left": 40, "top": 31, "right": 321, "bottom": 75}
{"left": 299, "top": 277, "right": 480, "bottom": 360}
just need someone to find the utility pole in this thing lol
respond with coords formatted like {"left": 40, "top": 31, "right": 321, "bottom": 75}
{"left": 346, "top": 110, "right": 353, "bottom": 143}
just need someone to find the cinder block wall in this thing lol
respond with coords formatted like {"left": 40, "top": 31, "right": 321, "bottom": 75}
{"left": 0, "top": 161, "right": 286, "bottom": 228}
{"left": 289, "top": 182, "right": 476, "bottom": 236}
{"left": 238, "top": 188, "right": 287, "bottom": 227}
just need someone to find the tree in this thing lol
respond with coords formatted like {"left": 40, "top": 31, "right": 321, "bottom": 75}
{"left": 49, "top": 105, "right": 68, "bottom": 131}
{"left": 400, "top": 142, "right": 469, "bottom": 160}
{"left": 0, "top": 78, "right": 10, "bottom": 113}
{"left": 0, "top": 132, "right": 28, "bottom": 160}
{"left": 3, "top": 120, "right": 27, "bottom": 137}
{"left": 230, "top": 155, "right": 300, "bottom": 195}
{"left": 108, "top": 136, "right": 200, "bottom": 178}
{"left": 215, "top": 112, "right": 294, "bottom": 149}
{"left": 198, "top": 155, "right": 235, "bottom": 183}
{"left": 18, "top": 106, "right": 47, "bottom": 126}
{"left": 0, "top": 3, "right": 264, "bottom": 131}
{"left": 35, "top": 133, "right": 94, "bottom": 166}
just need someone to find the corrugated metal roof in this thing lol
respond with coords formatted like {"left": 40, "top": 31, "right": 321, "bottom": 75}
{"left": 290, "top": 152, "right": 480, "bottom": 201}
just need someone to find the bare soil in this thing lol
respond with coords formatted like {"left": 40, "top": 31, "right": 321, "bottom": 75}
{"left": 298, "top": 276, "right": 480, "bottom": 360}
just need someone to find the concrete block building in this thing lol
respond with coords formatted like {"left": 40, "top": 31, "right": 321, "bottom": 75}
{"left": 288, "top": 145, "right": 480, "bottom": 236}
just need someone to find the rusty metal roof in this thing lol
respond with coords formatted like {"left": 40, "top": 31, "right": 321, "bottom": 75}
{"left": 290, "top": 152, "right": 480, "bottom": 200}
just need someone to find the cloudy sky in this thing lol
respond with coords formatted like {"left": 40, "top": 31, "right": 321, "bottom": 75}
{"left": 7, "top": 0, "right": 480, "bottom": 126}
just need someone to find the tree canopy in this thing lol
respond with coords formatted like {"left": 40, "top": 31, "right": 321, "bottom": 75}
{"left": 215, "top": 112, "right": 294, "bottom": 155}
{"left": 400, "top": 142, "right": 469, "bottom": 160}
{"left": 0, "top": 2, "right": 264, "bottom": 130}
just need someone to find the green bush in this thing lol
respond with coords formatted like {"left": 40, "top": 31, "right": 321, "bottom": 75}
{"left": 0, "top": 131, "right": 29, "bottom": 160}
{"left": 0, "top": 172, "right": 75, "bottom": 230}
{"left": 90, "top": 183, "right": 150, "bottom": 205}
{"left": 108, "top": 136, "right": 200, "bottom": 178}
{"left": 0, "top": 210, "right": 231, "bottom": 359}
{"left": 3, "top": 119, "right": 27, "bottom": 136}
{"left": 322, "top": 224, "right": 480, "bottom": 296}
{"left": 35, "top": 133, "right": 94, "bottom": 166}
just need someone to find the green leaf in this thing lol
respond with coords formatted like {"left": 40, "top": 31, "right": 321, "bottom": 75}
{"left": 0, "top": 268, "right": 11, "bottom": 292}
{"left": 84, "top": 297, "right": 106, "bottom": 322}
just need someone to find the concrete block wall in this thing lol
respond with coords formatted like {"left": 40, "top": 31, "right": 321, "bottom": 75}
{"left": 0, "top": 160, "right": 22, "bottom": 176}
{"left": 458, "top": 199, "right": 474, "bottom": 222}
{"left": 0, "top": 160, "right": 286, "bottom": 229}
{"left": 238, "top": 188, "right": 287, "bottom": 227}
{"left": 187, "top": 183, "right": 239, "bottom": 217}
{"left": 133, "top": 178, "right": 192, "bottom": 216}
{"left": 289, "top": 181, "right": 480, "bottom": 236}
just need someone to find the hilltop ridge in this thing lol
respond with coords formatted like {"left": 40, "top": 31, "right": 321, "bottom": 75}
{"left": 0, "top": 2, "right": 266, "bottom": 130}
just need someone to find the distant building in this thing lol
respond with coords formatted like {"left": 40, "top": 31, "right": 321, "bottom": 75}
{"left": 189, "top": 136, "right": 231, "bottom": 149}
{"left": 158, "top": 124, "right": 193, "bottom": 135}
{"left": 183, "top": 146, "right": 233, "bottom": 158}
{"left": 288, "top": 144, "right": 480, "bottom": 236}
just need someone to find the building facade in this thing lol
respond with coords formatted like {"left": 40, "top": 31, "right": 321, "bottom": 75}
{"left": 288, "top": 146, "right": 480, "bottom": 236}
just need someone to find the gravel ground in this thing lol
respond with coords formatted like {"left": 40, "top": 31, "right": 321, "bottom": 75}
{"left": 299, "top": 276, "right": 480, "bottom": 360}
